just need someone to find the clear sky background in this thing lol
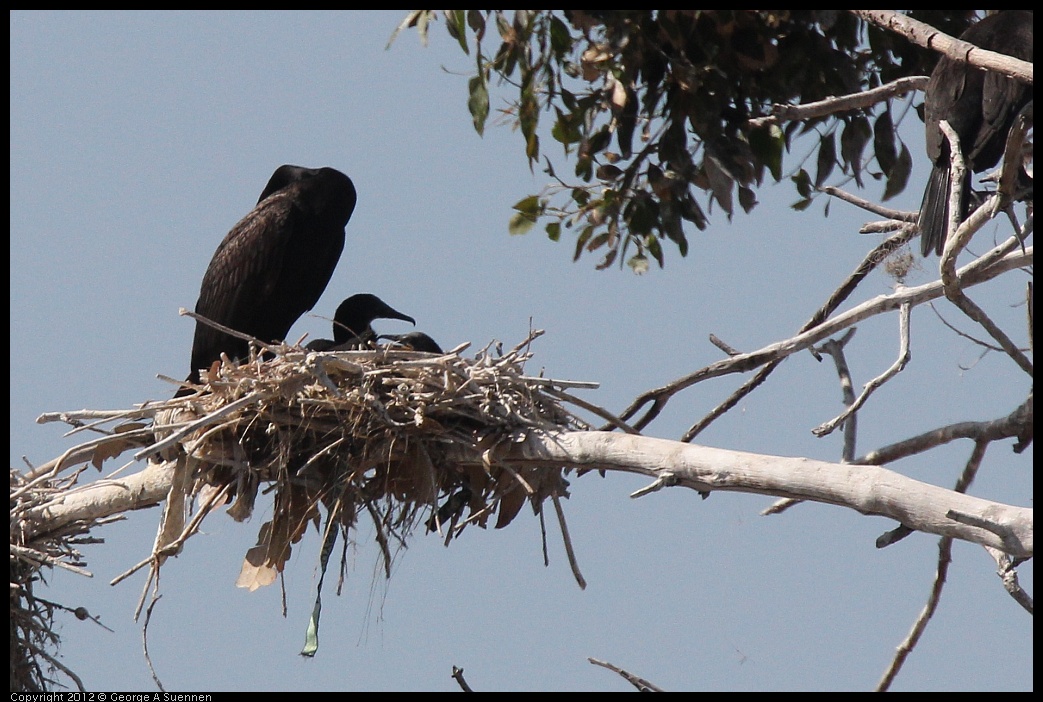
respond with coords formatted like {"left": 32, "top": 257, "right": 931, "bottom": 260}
{"left": 10, "top": 11, "right": 1032, "bottom": 692}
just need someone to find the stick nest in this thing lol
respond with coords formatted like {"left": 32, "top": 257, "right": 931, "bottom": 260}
{"left": 164, "top": 333, "right": 593, "bottom": 590}
{"left": 12, "top": 332, "right": 597, "bottom": 687}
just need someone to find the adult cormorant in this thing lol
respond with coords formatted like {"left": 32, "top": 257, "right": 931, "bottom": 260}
{"left": 917, "top": 11, "right": 1033, "bottom": 256}
{"left": 180, "top": 165, "right": 356, "bottom": 395}
{"left": 306, "top": 294, "right": 416, "bottom": 351}
{"left": 379, "top": 331, "right": 445, "bottom": 354}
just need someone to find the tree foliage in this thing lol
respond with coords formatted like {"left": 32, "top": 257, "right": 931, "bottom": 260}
{"left": 397, "top": 10, "right": 987, "bottom": 271}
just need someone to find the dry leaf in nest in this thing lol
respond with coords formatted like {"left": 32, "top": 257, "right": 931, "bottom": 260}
{"left": 236, "top": 482, "right": 321, "bottom": 591}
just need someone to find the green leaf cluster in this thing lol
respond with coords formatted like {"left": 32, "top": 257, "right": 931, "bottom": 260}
{"left": 402, "top": 10, "right": 983, "bottom": 270}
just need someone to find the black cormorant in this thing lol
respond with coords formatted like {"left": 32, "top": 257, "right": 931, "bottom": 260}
{"left": 917, "top": 11, "right": 1033, "bottom": 256}
{"left": 179, "top": 165, "right": 356, "bottom": 395}
{"left": 306, "top": 293, "right": 416, "bottom": 351}
{"left": 380, "top": 331, "right": 445, "bottom": 354}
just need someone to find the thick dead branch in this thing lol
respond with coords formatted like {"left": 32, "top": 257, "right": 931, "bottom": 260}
{"left": 12, "top": 328, "right": 1032, "bottom": 694}
{"left": 852, "top": 11, "right": 1035, "bottom": 83}
{"left": 446, "top": 431, "right": 1032, "bottom": 558}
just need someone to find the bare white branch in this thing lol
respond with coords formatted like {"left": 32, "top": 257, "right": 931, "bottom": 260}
{"left": 456, "top": 431, "right": 1033, "bottom": 557}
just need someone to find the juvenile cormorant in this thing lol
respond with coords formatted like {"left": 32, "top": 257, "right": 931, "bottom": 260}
{"left": 380, "top": 331, "right": 445, "bottom": 354}
{"left": 179, "top": 165, "right": 356, "bottom": 395}
{"left": 306, "top": 293, "right": 416, "bottom": 351}
{"left": 917, "top": 11, "right": 1033, "bottom": 256}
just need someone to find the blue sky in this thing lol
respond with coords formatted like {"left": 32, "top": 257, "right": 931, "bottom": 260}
{"left": 10, "top": 11, "right": 1032, "bottom": 692}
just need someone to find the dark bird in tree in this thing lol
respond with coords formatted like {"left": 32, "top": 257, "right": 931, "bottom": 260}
{"left": 917, "top": 11, "right": 1034, "bottom": 257}
{"left": 306, "top": 293, "right": 416, "bottom": 351}
{"left": 380, "top": 331, "right": 445, "bottom": 354}
{"left": 179, "top": 165, "right": 356, "bottom": 395}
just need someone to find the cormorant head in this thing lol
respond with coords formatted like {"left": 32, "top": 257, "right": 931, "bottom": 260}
{"left": 380, "top": 331, "right": 444, "bottom": 354}
{"left": 256, "top": 165, "right": 357, "bottom": 225}
{"left": 332, "top": 293, "right": 415, "bottom": 343}
{"left": 258, "top": 165, "right": 319, "bottom": 203}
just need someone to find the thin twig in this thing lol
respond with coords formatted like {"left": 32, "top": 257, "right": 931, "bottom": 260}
{"left": 814, "top": 303, "right": 911, "bottom": 437}
{"left": 749, "top": 75, "right": 926, "bottom": 128}
{"left": 588, "top": 657, "right": 665, "bottom": 692}
{"left": 877, "top": 439, "right": 986, "bottom": 690}
{"left": 552, "top": 493, "right": 586, "bottom": 590}
{"left": 765, "top": 328, "right": 859, "bottom": 516}
{"left": 819, "top": 185, "right": 918, "bottom": 222}
{"left": 876, "top": 535, "right": 953, "bottom": 691}
{"left": 618, "top": 241, "right": 1029, "bottom": 438}
{"left": 854, "top": 392, "right": 1032, "bottom": 465}
{"left": 985, "top": 547, "right": 1033, "bottom": 614}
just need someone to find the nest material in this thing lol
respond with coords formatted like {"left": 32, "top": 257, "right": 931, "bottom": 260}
{"left": 12, "top": 332, "right": 597, "bottom": 686}
{"left": 28, "top": 331, "right": 594, "bottom": 586}
{"left": 160, "top": 333, "right": 592, "bottom": 590}
{"left": 10, "top": 466, "right": 103, "bottom": 692}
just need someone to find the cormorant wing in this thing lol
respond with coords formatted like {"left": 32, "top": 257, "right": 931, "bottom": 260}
{"left": 188, "top": 170, "right": 352, "bottom": 380}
